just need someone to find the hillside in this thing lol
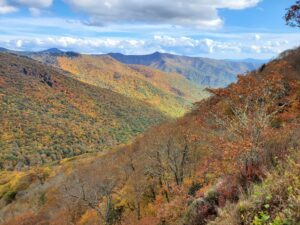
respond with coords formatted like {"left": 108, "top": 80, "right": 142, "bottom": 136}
{"left": 1, "top": 46, "right": 299, "bottom": 225}
{"left": 0, "top": 48, "right": 208, "bottom": 118}
{"left": 108, "top": 52, "right": 262, "bottom": 87}
{"left": 0, "top": 47, "right": 261, "bottom": 89}
{"left": 0, "top": 53, "right": 169, "bottom": 170}
{"left": 52, "top": 54, "right": 207, "bottom": 117}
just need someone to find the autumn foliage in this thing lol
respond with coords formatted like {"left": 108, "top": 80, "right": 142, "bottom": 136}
{"left": 0, "top": 53, "right": 168, "bottom": 170}
{"left": 1, "top": 47, "right": 300, "bottom": 225}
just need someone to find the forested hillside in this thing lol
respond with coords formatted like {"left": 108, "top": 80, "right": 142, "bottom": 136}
{"left": 1, "top": 46, "right": 299, "bottom": 224}
{"left": 0, "top": 48, "right": 207, "bottom": 118}
{"left": 108, "top": 52, "right": 262, "bottom": 87}
{"left": 0, "top": 53, "right": 168, "bottom": 170}
{"left": 55, "top": 54, "right": 207, "bottom": 117}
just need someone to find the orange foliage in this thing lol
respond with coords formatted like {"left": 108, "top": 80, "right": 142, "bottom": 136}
{"left": 2, "top": 48, "right": 300, "bottom": 225}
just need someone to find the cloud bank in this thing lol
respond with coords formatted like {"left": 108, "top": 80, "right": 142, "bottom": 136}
{"left": 0, "top": 1, "right": 299, "bottom": 59}
{"left": 65, "top": 0, "right": 260, "bottom": 28}
{"left": 1, "top": 32, "right": 298, "bottom": 59}
{"left": 0, "top": 0, "right": 261, "bottom": 28}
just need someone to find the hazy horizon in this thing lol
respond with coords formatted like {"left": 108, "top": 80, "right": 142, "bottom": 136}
{"left": 0, "top": 46, "right": 273, "bottom": 61}
{"left": 0, "top": 0, "right": 299, "bottom": 59}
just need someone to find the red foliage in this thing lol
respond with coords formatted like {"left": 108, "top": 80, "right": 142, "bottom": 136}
{"left": 215, "top": 176, "right": 240, "bottom": 207}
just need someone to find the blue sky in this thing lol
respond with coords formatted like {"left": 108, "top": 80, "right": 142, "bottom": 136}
{"left": 0, "top": 0, "right": 300, "bottom": 59}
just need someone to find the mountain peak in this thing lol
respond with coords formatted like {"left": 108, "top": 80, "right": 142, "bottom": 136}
{"left": 150, "top": 51, "right": 166, "bottom": 58}
{"left": 151, "top": 51, "right": 162, "bottom": 55}
{"left": 40, "top": 48, "right": 64, "bottom": 54}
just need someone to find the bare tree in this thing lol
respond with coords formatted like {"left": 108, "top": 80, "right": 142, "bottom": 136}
{"left": 146, "top": 132, "right": 191, "bottom": 188}
{"left": 64, "top": 176, "right": 119, "bottom": 225}
{"left": 62, "top": 161, "right": 123, "bottom": 225}
{"left": 119, "top": 142, "right": 159, "bottom": 220}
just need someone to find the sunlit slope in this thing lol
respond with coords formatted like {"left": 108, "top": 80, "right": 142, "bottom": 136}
{"left": 0, "top": 53, "right": 168, "bottom": 169}
{"left": 57, "top": 55, "right": 207, "bottom": 117}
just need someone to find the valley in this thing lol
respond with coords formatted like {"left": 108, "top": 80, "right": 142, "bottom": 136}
{"left": 0, "top": 53, "right": 169, "bottom": 170}
{"left": 0, "top": 1, "right": 299, "bottom": 224}
{"left": 0, "top": 47, "right": 299, "bottom": 224}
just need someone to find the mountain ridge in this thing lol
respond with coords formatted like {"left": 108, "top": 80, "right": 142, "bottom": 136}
{"left": 15, "top": 49, "right": 207, "bottom": 117}
{"left": 107, "top": 51, "right": 263, "bottom": 87}
{"left": 0, "top": 48, "right": 208, "bottom": 117}
{"left": 0, "top": 48, "right": 263, "bottom": 87}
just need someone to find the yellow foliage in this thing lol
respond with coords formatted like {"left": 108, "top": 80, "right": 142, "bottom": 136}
{"left": 57, "top": 55, "right": 207, "bottom": 117}
{"left": 77, "top": 210, "right": 99, "bottom": 225}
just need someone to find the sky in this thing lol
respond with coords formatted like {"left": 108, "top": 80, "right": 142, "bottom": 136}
{"left": 0, "top": 0, "right": 300, "bottom": 59}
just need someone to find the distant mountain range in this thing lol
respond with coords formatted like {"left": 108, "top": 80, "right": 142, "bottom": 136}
{"left": 0, "top": 47, "right": 207, "bottom": 117}
{"left": 0, "top": 48, "right": 264, "bottom": 87}
{"left": 108, "top": 52, "right": 264, "bottom": 87}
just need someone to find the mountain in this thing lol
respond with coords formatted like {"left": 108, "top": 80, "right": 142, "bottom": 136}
{"left": 29, "top": 49, "right": 80, "bottom": 66}
{"left": 0, "top": 52, "right": 169, "bottom": 170}
{"left": 28, "top": 51, "right": 208, "bottom": 117}
{"left": 1, "top": 46, "right": 299, "bottom": 225}
{"left": 0, "top": 48, "right": 66, "bottom": 55}
{"left": 108, "top": 52, "right": 263, "bottom": 87}
{"left": 0, "top": 48, "right": 9, "bottom": 53}
{"left": 0, "top": 48, "right": 208, "bottom": 117}
{"left": 0, "top": 48, "right": 262, "bottom": 88}
{"left": 0, "top": 48, "right": 32, "bottom": 56}
{"left": 39, "top": 48, "right": 64, "bottom": 54}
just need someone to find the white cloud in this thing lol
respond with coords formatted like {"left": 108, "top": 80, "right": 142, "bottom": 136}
{"left": 9, "top": 0, "right": 53, "bottom": 8}
{"left": 210, "top": 0, "right": 261, "bottom": 9}
{"left": 2, "top": 32, "right": 299, "bottom": 60}
{"left": 151, "top": 35, "right": 287, "bottom": 56}
{"left": 65, "top": 0, "right": 261, "bottom": 28}
{"left": 0, "top": 16, "right": 299, "bottom": 59}
{"left": 0, "top": 5, "right": 17, "bottom": 14}
{"left": 16, "top": 39, "right": 23, "bottom": 48}
{"left": 29, "top": 7, "right": 40, "bottom": 16}
{"left": 0, "top": 0, "right": 52, "bottom": 14}
{"left": 154, "top": 35, "right": 197, "bottom": 47}
{"left": 255, "top": 34, "right": 261, "bottom": 41}
{"left": 0, "top": 0, "right": 17, "bottom": 14}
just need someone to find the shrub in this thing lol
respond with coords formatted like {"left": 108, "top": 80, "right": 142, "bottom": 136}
{"left": 207, "top": 152, "right": 300, "bottom": 225}
{"left": 205, "top": 188, "right": 219, "bottom": 205}
{"left": 188, "top": 182, "right": 203, "bottom": 196}
{"left": 215, "top": 176, "right": 240, "bottom": 207}
{"left": 239, "top": 151, "right": 265, "bottom": 190}
{"left": 270, "top": 118, "right": 283, "bottom": 129}
{"left": 39, "top": 192, "right": 46, "bottom": 206}
{"left": 183, "top": 198, "right": 217, "bottom": 225}
{"left": 3, "top": 190, "right": 17, "bottom": 204}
